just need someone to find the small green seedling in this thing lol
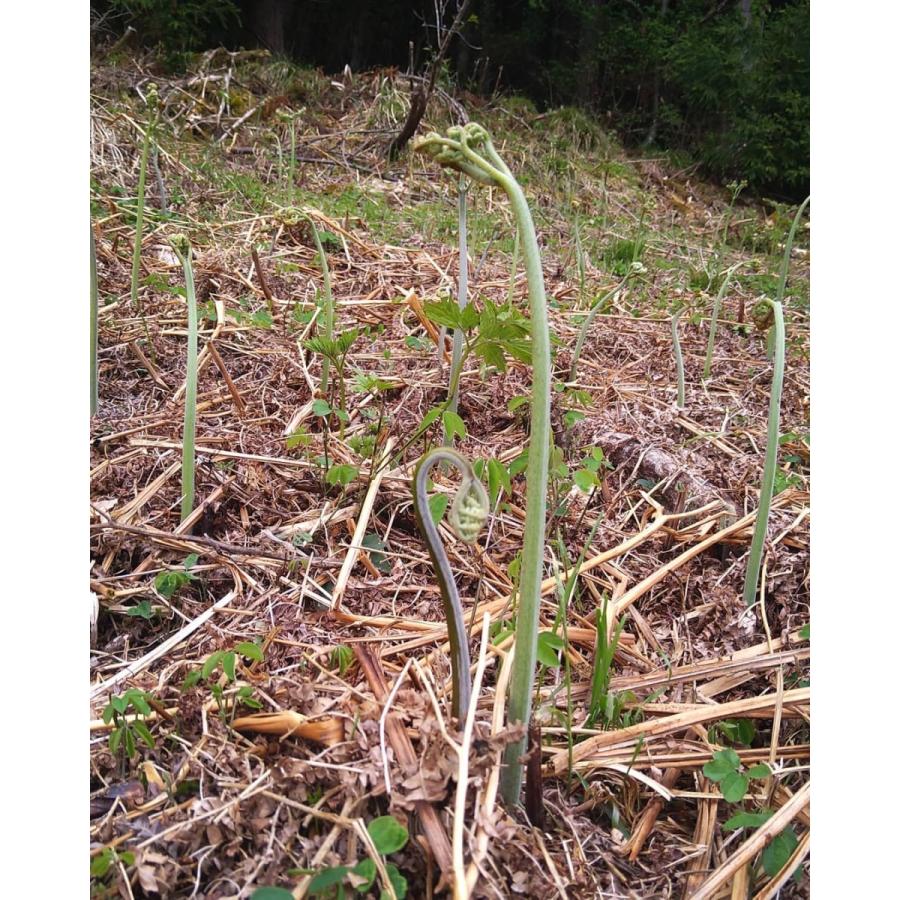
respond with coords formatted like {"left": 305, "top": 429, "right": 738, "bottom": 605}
{"left": 702, "top": 748, "right": 771, "bottom": 803}
{"left": 91, "top": 847, "right": 135, "bottom": 884}
{"left": 182, "top": 642, "right": 265, "bottom": 722}
{"left": 102, "top": 689, "right": 156, "bottom": 768}
{"left": 306, "top": 814, "right": 409, "bottom": 899}
{"left": 154, "top": 553, "right": 200, "bottom": 599}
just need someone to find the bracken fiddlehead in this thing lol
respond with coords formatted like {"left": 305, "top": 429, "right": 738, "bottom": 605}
{"left": 412, "top": 447, "right": 489, "bottom": 721}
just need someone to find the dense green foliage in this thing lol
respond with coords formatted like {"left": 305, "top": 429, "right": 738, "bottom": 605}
{"left": 92, "top": 0, "right": 808, "bottom": 195}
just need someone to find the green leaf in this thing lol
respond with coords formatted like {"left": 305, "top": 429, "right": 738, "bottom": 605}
{"left": 132, "top": 719, "right": 156, "bottom": 749}
{"left": 703, "top": 749, "right": 740, "bottom": 782}
{"left": 385, "top": 862, "right": 408, "bottom": 899}
{"left": 762, "top": 826, "right": 800, "bottom": 878}
{"left": 564, "top": 410, "right": 585, "bottom": 429}
{"left": 250, "top": 889, "right": 296, "bottom": 900}
{"left": 109, "top": 728, "right": 122, "bottom": 756}
{"left": 573, "top": 468, "right": 598, "bottom": 492}
{"left": 312, "top": 399, "right": 332, "bottom": 417}
{"left": 723, "top": 809, "right": 774, "bottom": 831}
{"left": 799, "top": 623, "right": 810, "bottom": 640}
{"left": 720, "top": 771, "right": 749, "bottom": 803}
{"left": 308, "top": 865, "right": 350, "bottom": 895}
{"left": 125, "top": 599, "right": 156, "bottom": 619}
{"left": 111, "top": 695, "right": 127, "bottom": 714}
{"left": 367, "top": 815, "right": 409, "bottom": 855}
{"left": 361, "top": 532, "right": 392, "bottom": 574}
{"left": 351, "top": 859, "right": 376, "bottom": 893}
{"left": 181, "top": 670, "right": 202, "bottom": 691}
{"left": 154, "top": 571, "right": 185, "bottom": 599}
{"left": 428, "top": 492, "right": 449, "bottom": 527}
{"left": 418, "top": 406, "right": 442, "bottom": 432}
{"left": 183, "top": 553, "right": 199, "bottom": 570}
{"left": 442, "top": 410, "right": 466, "bottom": 441}
{"left": 325, "top": 464, "right": 359, "bottom": 486}
{"left": 128, "top": 692, "right": 152, "bottom": 716}
{"left": 91, "top": 851, "right": 113, "bottom": 878}
{"left": 236, "top": 641, "right": 264, "bottom": 662}
{"left": 508, "top": 450, "right": 529, "bottom": 478}
{"left": 507, "top": 395, "right": 528, "bottom": 413}
{"left": 487, "top": 458, "right": 511, "bottom": 507}
{"left": 536, "top": 631, "right": 565, "bottom": 668}
{"left": 102, "top": 704, "right": 116, "bottom": 725}
{"left": 331, "top": 645, "right": 354, "bottom": 676}
{"left": 202, "top": 651, "right": 224, "bottom": 680}
{"left": 286, "top": 427, "right": 311, "bottom": 450}
{"left": 124, "top": 727, "right": 136, "bottom": 759}
{"left": 747, "top": 763, "right": 772, "bottom": 779}
{"left": 422, "top": 299, "right": 469, "bottom": 330}
{"left": 222, "top": 651, "right": 236, "bottom": 682}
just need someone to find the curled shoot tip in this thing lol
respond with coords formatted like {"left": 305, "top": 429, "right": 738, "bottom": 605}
{"left": 169, "top": 234, "right": 191, "bottom": 258}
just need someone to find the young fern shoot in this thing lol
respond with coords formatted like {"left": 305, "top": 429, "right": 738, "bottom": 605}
{"left": 742, "top": 298, "right": 785, "bottom": 606}
{"left": 569, "top": 272, "right": 631, "bottom": 382}
{"left": 671, "top": 306, "right": 686, "bottom": 409}
{"left": 444, "top": 174, "right": 469, "bottom": 445}
{"left": 415, "top": 123, "right": 552, "bottom": 805}
{"left": 703, "top": 263, "right": 741, "bottom": 381}
{"left": 130, "top": 84, "right": 159, "bottom": 316}
{"left": 90, "top": 223, "right": 99, "bottom": 416}
{"left": 170, "top": 235, "right": 199, "bottom": 523}
{"left": 412, "top": 448, "right": 489, "bottom": 720}
{"left": 766, "top": 195, "right": 809, "bottom": 358}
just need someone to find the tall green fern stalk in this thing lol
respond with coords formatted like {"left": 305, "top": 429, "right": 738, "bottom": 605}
{"left": 415, "top": 123, "right": 551, "bottom": 806}
{"left": 130, "top": 84, "right": 160, "bottom": 316}
{"left": 170, "top": 235, "right": 199, "bottom": 523}
{"left": 767, "top": 196, "right": 810, "bottom": 359}
{"left": 671, "top": 306, "right": 686, "bottom": 409}
{"left": 90, "top": 223, "right": 99, "bottom": 416}
{"left": 742, "top": 297, "right": 785, "bottom": 607}
{"left": 703, "top": 263, "right": 741, "bottom": 381}
{"left": 444, "top": 175, "right": 469, "bottom": 445}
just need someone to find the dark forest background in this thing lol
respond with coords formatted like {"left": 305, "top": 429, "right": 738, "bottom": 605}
{"left": 90, "top": 1, "right": 809, "bottom": 198}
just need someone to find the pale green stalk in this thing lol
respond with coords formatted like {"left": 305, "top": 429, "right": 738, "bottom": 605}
{"left": 444, "top": 175, "right": 469, "bottom": 445}
{"left": 743, "top": 298, "right": 785, "bottom": 606}
{"left": 307, "top": 216, "right": 334, "bottom": 394}
{"left": 90, "top": 223, "right": 99, "bottom": 416}
{"left": 415, "top": 123, "right": 552, "bottom": 805}
{"left": 703, "top": 263, "right": 741, "bottom": 380}
{"left": 569, "top": 273, "right": 630, "bottom": 382}
{"left": 507, "top": 226, "right": 520, "bottom": 306}
{"left": 171, "top": 235, "right": 199, "bottom": 523}
{"left": 766, "top": 196, "right": 809, "bottom": 359}
{"left": 130, "top": 84, "right": 159, "bottom": 314}
{"left": 671, "top": 307, "right": 686, "bottom": 409}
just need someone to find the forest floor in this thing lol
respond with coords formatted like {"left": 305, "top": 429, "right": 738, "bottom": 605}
{"left": 90, "top": 48, "right": 810, "bottom": 900}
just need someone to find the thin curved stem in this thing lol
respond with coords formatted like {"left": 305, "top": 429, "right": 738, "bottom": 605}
{"left": 171, "top": 235, "right": 198, "bottom": 523}
{"left": 569, "top": 274, "right": 629, "bottom": 382}
{"left": 742, "top": 299, "right": 785, "bottom": 607}
{"left": 412, "top": 448, "right": 489, "bottom": 720}
{"left": 703, "top": 263, "right": 740, "bottom": 381}
{"left": 671, "top": 307, "right": 686, "bottom": 409}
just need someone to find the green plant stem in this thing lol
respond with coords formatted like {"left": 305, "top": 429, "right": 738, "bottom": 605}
{"left": 414, "top": 125, "right": 552, "bottom": 804}
{"left": 307, "top": 217, "right": 334, "bottom": 394}
{"left": 172, "top": 236, "right": 198, "bottom": 523}
{"left": 742, "top": 298, "right": 785, "bottom": 607}
{"left": 765, "top": 196, "right": 809, "bottom": 361}
{"left": 90, "top": 223, "right": 99, "bottom": 416}
{"left": 445, "top": 175, "right": 469, "bottom": 444}
{"left": 412, "top": 447, "right": 489, "bottom": 720}
{"left": 703, "top": 263, "right": 740, "bottom": 381}
{"left": 671, "top": 307, "right": 686, "bottom": 409}
{"left": 130, "top": 124, "right": 151, "bottom": 312}
{"left": 569, "top": 274, "right": 629, "bottom": 381}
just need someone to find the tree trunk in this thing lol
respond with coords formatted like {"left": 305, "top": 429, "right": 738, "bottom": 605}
{"left": 246, "top": 0, "right": 292, "bottom": 56}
